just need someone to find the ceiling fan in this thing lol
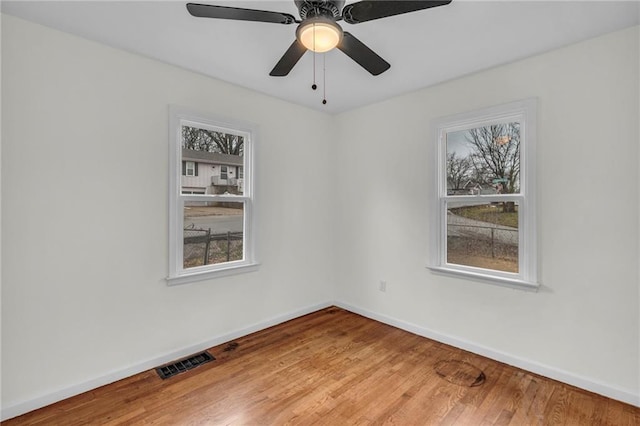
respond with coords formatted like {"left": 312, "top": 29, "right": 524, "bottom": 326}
{"left": 186, "top": 1, "right": 452, "bottom": 77}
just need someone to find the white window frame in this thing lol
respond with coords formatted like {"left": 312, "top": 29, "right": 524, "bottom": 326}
{"left": 428, "top": 98, "right": 538, "bottom": 290}
{"left": 167, "top": 106, "right": 258, "bottom": 285}
{"left": 185, "top": 161, "right": 196, "bottom": 176}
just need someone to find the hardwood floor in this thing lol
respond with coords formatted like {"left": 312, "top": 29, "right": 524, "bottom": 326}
{"left": 4, "top": 307, "right": 639, "bottom": 425}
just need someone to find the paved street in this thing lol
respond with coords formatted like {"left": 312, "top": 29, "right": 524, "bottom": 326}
{"left": 184, "top": 215, "right": 243, "bottom": 234}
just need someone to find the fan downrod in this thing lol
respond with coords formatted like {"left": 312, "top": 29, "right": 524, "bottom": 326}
{"left": 294, "top": 0, "right": 345, "bottom": 20}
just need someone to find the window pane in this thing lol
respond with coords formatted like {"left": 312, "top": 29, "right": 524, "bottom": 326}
{"left": 446, "top": 122, "right": 520, "bottom": 195}
{"left": 447, "top": 201, "right": 519, "bottom": 273}
{"left": 183, "top": 203, "right": 244, "bottom": 268}
{"left": 181, "top": 125, "right": 245, "bottom": 195}
{"left": 186, "top": 161, "right": 195, "bottom": 176}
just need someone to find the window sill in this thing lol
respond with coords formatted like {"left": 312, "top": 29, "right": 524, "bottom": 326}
{"left": 166, "top": 262, "right": 260, "bottom": 286}
{"left": 427, "top": 265, "right": 539, "bottom": 292}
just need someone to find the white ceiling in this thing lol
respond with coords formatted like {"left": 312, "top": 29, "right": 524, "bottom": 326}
{"left": 2, "top": 1, "right": 639, "bottom": 114}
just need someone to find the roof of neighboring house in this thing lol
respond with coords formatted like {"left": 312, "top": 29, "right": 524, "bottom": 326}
{"left": 182, "top": 148, "right": 243, "bottom": 166}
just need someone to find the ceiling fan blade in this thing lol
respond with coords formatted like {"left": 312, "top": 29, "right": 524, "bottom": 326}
{"left": 186, "top": 3, "right": 297, "bottom": 24}
{"left": 337, "top": 32, "right": 390, "bottom": 76}
{"left": 342, "top": 0, "right": 452, "bottom": 24}
{"left": 269, "top": 40, "right": 307, "bottom": 76}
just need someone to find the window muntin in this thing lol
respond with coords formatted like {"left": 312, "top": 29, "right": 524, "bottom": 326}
{"left": 168, "top": 107, "right": 257, "bottom": 285}
{"left": 430, "top": 99, "right": 537, "bottom": 289}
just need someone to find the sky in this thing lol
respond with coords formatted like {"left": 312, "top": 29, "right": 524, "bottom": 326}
{"left": 446, "top": 129, "right": 473, "bottom": 158}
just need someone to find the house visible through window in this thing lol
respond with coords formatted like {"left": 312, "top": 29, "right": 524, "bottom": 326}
{"left": 429, "top": 99, "right": 537, "bottom": 289}
{"left": 168, "top": 106, "right": 257, "bottom": 285}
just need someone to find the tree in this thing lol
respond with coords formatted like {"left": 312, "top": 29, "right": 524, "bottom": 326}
{"left": 465, "top": 123, "right": 520, "bottom": 191}
{"left": 465, "top": 122, "right": 520, "bottom": 211}
{"left": 182, "top": 126, "right": 244, "bottom": 156}
{"left": 446, "top": 152, "right": 473, "bottom": 192}
{"left": 182, "top": 126, "right": 206, "bottom": 151}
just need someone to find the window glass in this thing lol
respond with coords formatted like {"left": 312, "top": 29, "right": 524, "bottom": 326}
{"left": 446, "top": 122, "right": 520, "bottom": 196}
{"left": 446, "top": 201, "right": 519, "bottom": 273}
{"left": 183, "top": 203, "right": 244, "bottom": 268}
{"left": 180, "top": 125, "right": 245, "bottom": 270}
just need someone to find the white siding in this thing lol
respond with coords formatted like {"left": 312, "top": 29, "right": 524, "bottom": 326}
{"left": 181, "top": 163, "right": 214, "bottom": 192}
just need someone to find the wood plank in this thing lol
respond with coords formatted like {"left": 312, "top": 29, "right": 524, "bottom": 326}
{"left": 3, "top": 307, "right": 638, "bottom": 425}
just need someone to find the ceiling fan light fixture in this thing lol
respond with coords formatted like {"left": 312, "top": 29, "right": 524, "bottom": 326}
{"left": 187, "top": 0, "right": 454, "bottom": 77}
{"left": 296, "top": 18, "right": 343, "bottom": 53}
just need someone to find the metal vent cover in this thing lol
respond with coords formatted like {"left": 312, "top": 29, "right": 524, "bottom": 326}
{"left": 156, "top": 351, "right": 215, "bottom": 380}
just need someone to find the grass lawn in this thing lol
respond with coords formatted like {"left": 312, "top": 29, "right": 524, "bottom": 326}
{"left": 447, "top": 251, "right": 518, "bottom": 273}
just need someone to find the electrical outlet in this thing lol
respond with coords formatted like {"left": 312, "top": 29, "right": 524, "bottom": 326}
{"left": 379, "top": 280, "right": 387, "bottom": 292}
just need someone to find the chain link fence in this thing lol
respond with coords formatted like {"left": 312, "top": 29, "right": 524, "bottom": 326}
{"left": 446, "top": 214, "right": 518, "bottom": 272}
{"left": 447, "top": 224, "right": 518, "bottom": 258}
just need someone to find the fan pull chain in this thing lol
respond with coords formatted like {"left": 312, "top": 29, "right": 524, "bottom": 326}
{"left": 311, "top": 23, "right": 317, "bottom": 91}
{"left": 322, "top": 53, "right": 327, "bottom": 105}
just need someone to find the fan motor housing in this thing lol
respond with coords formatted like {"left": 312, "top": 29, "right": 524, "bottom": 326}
{"left": 295, "top": 0, "right": 345, "bottom": 20}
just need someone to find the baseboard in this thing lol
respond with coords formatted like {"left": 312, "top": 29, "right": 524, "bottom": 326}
{"left": 334, "top": 300, "right": 640, "bottom": 408}
{"left": 3, "top": 299, "right": 637, "bottom": 420}
{"left": 0, "top": 300, "right": 333, "bottom": 422}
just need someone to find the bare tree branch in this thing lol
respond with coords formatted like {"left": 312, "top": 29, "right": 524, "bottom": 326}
{"left": 182, "top": 126, "right": 244, "bottom": 156}
{"left": 447, "top": 152, "right": 473, "bottom": 190}
{"left": 465, "top": 123, "right": 520, "bottom": 193}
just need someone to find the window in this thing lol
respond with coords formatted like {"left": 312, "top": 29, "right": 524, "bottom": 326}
{"left": 181, "top": 189, "right": 205, "bottom": 195}
{"left": 220, "top": 165, "right": 228, "bottom": 180}
{"left": 429, "top": 99, "right": 537, "bottom": 290}
{"left": 168, "top": 106, "right": 258, "bottom": 285}
{"left": 183, "top": 161, "right": 197, "bottom": 176}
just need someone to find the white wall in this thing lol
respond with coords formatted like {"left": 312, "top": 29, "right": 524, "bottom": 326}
{"left": 334, "top": 26, "right": 639, "bottom": 402}
{"left": 1, "top": 14, "right": 336, "bottom": 416}
{"left": 2, "top": 12, "right": 639, "bottom": 419}
{"left": 0, "top": 10, "right": 4, "bottom": 412}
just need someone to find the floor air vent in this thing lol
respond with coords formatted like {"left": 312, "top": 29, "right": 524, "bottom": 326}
{"left": 156, "top": 351, "right": 215, "bottom": 380}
